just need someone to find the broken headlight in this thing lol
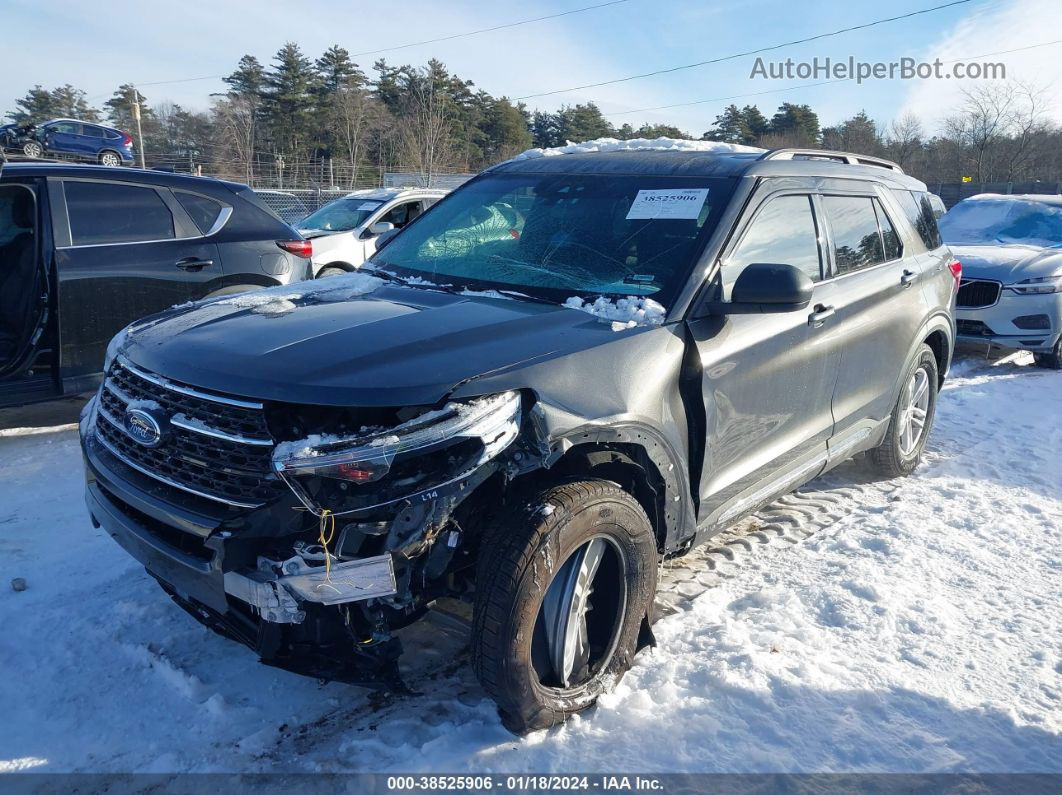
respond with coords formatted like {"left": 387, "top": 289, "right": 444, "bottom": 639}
{"left": 272, "top": 391, "right": 521, "bottom": 515}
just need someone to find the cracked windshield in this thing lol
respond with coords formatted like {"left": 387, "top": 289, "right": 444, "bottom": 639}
{"left": 373, "top": 173, "right": 735, "bottom": 303}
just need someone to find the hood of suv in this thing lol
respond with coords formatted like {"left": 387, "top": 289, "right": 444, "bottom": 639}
{"left": 121, "top": 280, "right": 643, "bottom": 407}
{"left": 950, "top": 244, "right": 1062, "bottom": 283}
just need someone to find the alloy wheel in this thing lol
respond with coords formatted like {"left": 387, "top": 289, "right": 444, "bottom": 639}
{"left": 534, "top": 536, "right": 627, "bottom": 689}
{"left": 898, "top": 366, "right": 931, "bottom": 456}
{"left": 100, "top": 152, "right": 120, "bottom": 167}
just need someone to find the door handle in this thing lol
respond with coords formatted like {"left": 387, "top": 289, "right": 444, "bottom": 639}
{"left": 175, "top": 258, "right": 213, "bottom": 271}
{"left": 808, "top": 304, "right": 835, "bottom": 328}
{"left": 900, "top": 269, "right": 917, "bottom": 287}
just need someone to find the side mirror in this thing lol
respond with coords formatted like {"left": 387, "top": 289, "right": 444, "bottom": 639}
{"left": 368, "top": 221, "right": 394, "bottom": 236}
{"left": 704, "top": 263, "right": 814, "bottom": 316}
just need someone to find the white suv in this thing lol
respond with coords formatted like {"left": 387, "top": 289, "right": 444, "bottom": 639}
{"left": 298, "top": 187, "right": 448, "bottom": 277}
{"left": 940, "top": 193, "right": 1062, "bottom": 369}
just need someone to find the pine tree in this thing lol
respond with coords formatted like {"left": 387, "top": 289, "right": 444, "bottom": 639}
{"left": 769, "top": 103, "right": 820, "bottom": 144}
{"left": 316, "top": 45, "right": 362, "bottom": 95}
{"left": 8, "top": 86, "right": 59, "bottom": 124}
{"left": 555, "top": 103, "right": 613, "bottom": 143}
{"left": 262, "top": 42, "right": 320, "bottom": 173}
{"left": 704, "top": 105, "right": 749, "bottom": 143}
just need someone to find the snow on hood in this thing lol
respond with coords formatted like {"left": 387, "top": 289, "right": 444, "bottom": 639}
{"left": 564, "top": 295, "right": 667, "bottom": 331}
{"left": 510, "top": 136, "right": 764, "bottom": 162}
{"left": 950, "top": 244, "right": 1062, "bottom": 283}
{"left": 200, "top": 272, "right": 385, "bottom": 315}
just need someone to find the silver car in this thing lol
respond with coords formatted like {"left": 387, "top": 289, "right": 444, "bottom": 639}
{"left": 941, "top": 193, "right": 1062, "bottom": 369}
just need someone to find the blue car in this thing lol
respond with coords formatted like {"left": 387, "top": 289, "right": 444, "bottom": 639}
{"left": 7, "top": 118, "right": 134, "bottom": 166}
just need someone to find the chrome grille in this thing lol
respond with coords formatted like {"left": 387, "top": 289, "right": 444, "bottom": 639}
{"left": 957, "top": 279, "right": 1001, "bottom": 308}
{"left": 96, "top": 359, "right": 282, "bottom": 507}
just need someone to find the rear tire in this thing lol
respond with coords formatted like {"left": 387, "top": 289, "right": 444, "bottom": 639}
{"left": 869, "top": 344, "right": 939, "bottom": 478}
{"left": 22, "top": 141, "right": 42, "bottom": 159}
{"left": 99, "top": 151, "right": 122, "bottom": 167}
{"left": 472, "top": 480, "right": 658, "bottom": 734}
{"left": 1033, "top": 338, "right": 1062, "bottom": 370}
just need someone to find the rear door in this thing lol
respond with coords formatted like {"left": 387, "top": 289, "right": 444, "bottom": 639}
{"left": 814, "top": 186, "right": 927, "bottom": 437}
{"left": 53, "top": 178, "right": 219, "bottom": 375}
{"left": 691, "top": 185, "right": 841, "bottom": 525}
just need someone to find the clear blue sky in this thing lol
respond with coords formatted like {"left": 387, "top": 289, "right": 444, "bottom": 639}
{"left": 3, "top": 0, "right": 1058, "bottom": 136}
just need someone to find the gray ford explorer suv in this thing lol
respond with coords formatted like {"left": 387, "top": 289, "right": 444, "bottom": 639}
{"left": 79, "top": 144, "right": 957, "bottom": 733}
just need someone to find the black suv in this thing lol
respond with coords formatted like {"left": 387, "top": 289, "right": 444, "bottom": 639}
{"left": 0, "top": 162, "right": 313, "bottom": 407}
{"left": 79, "top": 146, "right": 957, "bottom": 733}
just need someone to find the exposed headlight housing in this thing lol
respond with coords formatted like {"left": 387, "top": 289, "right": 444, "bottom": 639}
{"left": 272, "top": 391, "right": 522, "bottom": 515}
{"left": 1007, "top": 275, "right": 1062, "bottom": 295}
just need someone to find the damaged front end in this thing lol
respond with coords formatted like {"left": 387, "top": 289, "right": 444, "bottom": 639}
{"left": 178, "top": 389, "right": 536, "bottom": 687}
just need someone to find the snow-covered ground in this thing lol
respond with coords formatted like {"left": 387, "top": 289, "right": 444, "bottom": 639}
{"left": 1, "top": 349, "right": 1060, "bottom": 773}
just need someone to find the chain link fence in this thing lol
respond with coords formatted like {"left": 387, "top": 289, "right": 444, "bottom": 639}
{"left": 252, "top": 172, "right": 474, "bottom": 225}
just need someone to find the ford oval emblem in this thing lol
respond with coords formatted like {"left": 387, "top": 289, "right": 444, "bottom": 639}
{"left": 124, "top": 408, "right": 164, "bottom": 448}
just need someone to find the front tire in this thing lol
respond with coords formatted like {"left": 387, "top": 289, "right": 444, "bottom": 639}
{"left": 472, "top": 480, "right": 658, "bottom": 734}
{"left": 22, "top": 141, "right": 42, "bottom": 159}
{"left": 1033, "top": 337, "right": 1062, "bottom": 370}
{"left": 869, "top": 344, "right": 939, "bottom": 478}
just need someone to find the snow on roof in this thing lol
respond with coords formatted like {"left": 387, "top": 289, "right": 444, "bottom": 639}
{"left": 510, "top": 136, "right": 764, "bottom": 162}
{"left": 965, "top": 192, "right": 1062, "bottom": 204}
{"left": 346, "top": 187, "right": 449, "bottom": 200}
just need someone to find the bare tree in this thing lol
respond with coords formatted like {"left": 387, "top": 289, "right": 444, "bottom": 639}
{"left": 212, "top": 95, "right": 258, "bottom": 185}
{"left": 885, "top": 113, "right": 925, "bottom": 170}
{"left": 330, "top": 84, "right": 388, "bottom": 189}
{"left": 397, "top": 69, "right": 456, "bottom": 187}
{"left": 1000, "top": 81, "right": 1051, "bottom": 180}
{"left": 944, "top": 83, "right": 1018, "bottom": 181}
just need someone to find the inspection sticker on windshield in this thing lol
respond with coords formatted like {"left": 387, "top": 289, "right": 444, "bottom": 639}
{"left": 356, "top": 202, "right": 382, "bottom": 211}
{"left": 626, "top": 188, "right": 709, "bottom": 220}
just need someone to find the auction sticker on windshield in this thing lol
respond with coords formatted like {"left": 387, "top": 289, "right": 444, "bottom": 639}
{"left": 626, "top": 188, "right": 709, "bottom": 220}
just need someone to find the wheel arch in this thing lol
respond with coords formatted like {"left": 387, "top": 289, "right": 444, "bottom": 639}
{"left": 315, "top": 261, "right": 356, "bottom": 277}
{"left": 524, "top": 422, "right": 695, "bottom": 554}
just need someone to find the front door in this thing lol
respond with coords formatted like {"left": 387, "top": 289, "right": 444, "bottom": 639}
{"left": 54, "top": 178, "right": 218, "bottom": 375}
{"left": 363, "top": 199, "right": 425, "bottom": 259}
{"left": 690, "top": 188, "right": 841, "bottom": 528}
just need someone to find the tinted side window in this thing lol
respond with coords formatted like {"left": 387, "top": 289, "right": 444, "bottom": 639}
{"left": 175, "top": 191, "right": 224, "bottom": 234}
{"left": 915, "top": 192, "right": 943, "bottom": 248}
{"left": 65, "top": 181, "right": 175, "bottom": 245}
{"left": 876, "top": 200, "right": 902, "bottom": 261}
{"left": 893, "top": 190, "right": 943, "bottom": 251}
{"left": 49, "top": 122, "right": 81, "bottom": 135}
{"left": 83, "top": 125, "right": 106, "bottom": 138}
{"left": 823, "top": 196, "right": 884, "bottom": 275}
{"left": 724, "top": 194, "right": 822, "bottom": 291}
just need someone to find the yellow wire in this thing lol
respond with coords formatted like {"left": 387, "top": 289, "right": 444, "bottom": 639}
{"left": 318, "top": 509, "right": 336, "bottom": 581}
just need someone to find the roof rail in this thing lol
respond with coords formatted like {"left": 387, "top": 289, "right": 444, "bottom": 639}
{"left": 760, "top": 148, "right": 904, "bottom": 174}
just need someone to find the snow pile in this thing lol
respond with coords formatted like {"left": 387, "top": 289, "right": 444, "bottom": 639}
{"left": 564, "top": 295, "right": 667, "bottom": 331}
{"left": 511, "top": 136, "right": 763, "bottom": 161}
{"left": 3, "top": 351, "right": 1062, "bottom": 773}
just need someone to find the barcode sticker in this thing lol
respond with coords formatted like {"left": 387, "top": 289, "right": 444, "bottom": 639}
{"left": 626, "top": 189, "right": 709, "bottom": 220}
